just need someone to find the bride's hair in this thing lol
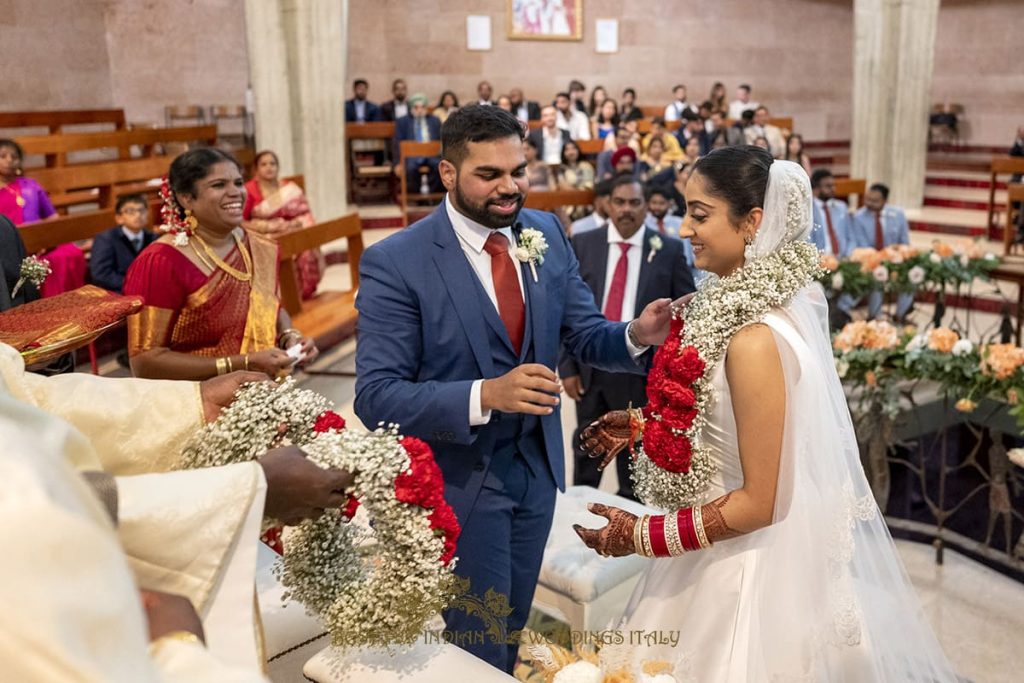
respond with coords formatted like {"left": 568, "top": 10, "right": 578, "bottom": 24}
{"left": 691, "top": 146, "right": 774, "bottom": 226}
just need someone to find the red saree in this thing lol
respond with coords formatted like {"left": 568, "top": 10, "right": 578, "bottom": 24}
{"left": 123, "top": 233, "right": 279, "bottom": 358}
{"left": 243, "top": 179, "right": 322, "bottom": 300}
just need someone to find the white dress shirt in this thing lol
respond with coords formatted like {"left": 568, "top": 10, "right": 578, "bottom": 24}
{"left": 601, "top": 224, "right": 646, "bottom": 322}
{"left": 728, "top": 99, "right": 759, "bottom": 120}
{"left": 515, "top": 104, "right": 530, "bottom": 123}
{"left": 663, "top": 100, "right": 698, "bottom": 122}
{"left": 444, "top": 197, "right": 644, "bottom": 426}
{"left": 557, "top": 109, "right": 592, "bottom": 140}
{"left": 541, "top": 127, "right": 565, "bottom": 164}
{"left": 393, "top": 101, "right": 409, "bottom": 119}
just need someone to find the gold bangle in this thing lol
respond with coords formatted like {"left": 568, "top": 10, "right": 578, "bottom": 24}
{"left": 244, "top": 354, "right": 250, "bottom": 371}
{"left": 226, "top": 355, "right": 234, "bottom": 373}
{"left": 216, "top": 357, "right": 228, "bottom": 376}
{"left": 634, "top": 514, "right": 647, "bottom": 556}
{"left": 277, "top": 327, "right": 301, "bottom": 349}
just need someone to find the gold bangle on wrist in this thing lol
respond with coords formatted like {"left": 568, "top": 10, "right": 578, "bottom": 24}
{"left": 216, "top": 357, "right": 228, "bottom": 376}
{"left": 244, "top": 354, "right": 250, "bottom": 371}
{"left": 226, "top": 355, "right": 234, "bottom": 373}
{"left": 634, "top": 514, "right": 648, "bottom": 557}
{"left": 277, "top": 327, "right": 301, "bottom": 349}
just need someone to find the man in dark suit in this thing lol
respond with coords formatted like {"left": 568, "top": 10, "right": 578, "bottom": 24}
{"left": 393, "top": 94, "right": 443, "bottom": 193}
{"left": 527, "top": 105, "right": 571, "bottom": 165}
{"left": 560, "top": 175, "right": 695, "bottom": 499}
{"left": 475, "top": 80, "right": 496, "bottom": 106}
{"left": 355, "top": 105, "right": 673, "bottom": 673}
{"left": 379, "top": 78, "right": 409, "bottom": 122}
{"left": 89, "top": 194, "right": 158, "bottom": 293}
{"left": 0, "top": 215, "right": 37, "bottom": 311}
{"left": 343, "top": 78, "right": 381, "bottom": 122}
{"left": 508, "top": 87, "right": 541, "bottom": 122}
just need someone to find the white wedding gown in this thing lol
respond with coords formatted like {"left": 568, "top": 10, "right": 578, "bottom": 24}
{"left": 614, "top": 287, "right": 958, "bottom": 682}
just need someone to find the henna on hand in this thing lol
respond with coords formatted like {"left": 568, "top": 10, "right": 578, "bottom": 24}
{"left": 572, "top": 502, "right": 638, "bottom": 557}
{"left": 700, "top": 492, "right": 741, "bottom": 544}
{"left": 580, "top": 410, "right": 633, "bottom": 470}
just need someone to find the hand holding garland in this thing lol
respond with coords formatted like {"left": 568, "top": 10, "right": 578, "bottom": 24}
{"left": 574, "top": 324, "right": 786, "bottom": 557}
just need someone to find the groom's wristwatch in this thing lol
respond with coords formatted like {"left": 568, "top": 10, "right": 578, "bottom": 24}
{"left": 627, "top": 320, "right": 644, "bottom": 349}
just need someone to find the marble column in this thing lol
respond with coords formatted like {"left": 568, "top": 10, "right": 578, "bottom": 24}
{"left": 243, "top": 0, "right": 348, "bottom": 219}
{"left": 851, "top": 0, "right": 939, "bottom": 209}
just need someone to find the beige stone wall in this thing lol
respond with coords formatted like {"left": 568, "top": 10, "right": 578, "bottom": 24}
{"left": 347, "top": 0, "right": 856, "bottom": 141}
{"left": 931, "top": 0, "right": 1023, "bottom": 147}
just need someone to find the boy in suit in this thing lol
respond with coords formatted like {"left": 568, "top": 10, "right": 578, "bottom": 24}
{"left": 90, "top": 194, "right": 158, "bottom": 293}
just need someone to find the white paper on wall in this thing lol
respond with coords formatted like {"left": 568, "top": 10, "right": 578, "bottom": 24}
{"left": 595, "top": 19, "right": 618, "bottom": 54}
{"left": 467, "top": 15, "right": 492, "bottom": 51}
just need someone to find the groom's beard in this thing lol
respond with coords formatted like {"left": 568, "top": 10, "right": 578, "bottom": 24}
{"left": 452, "top": 175, "right": 525, "bottom": 229}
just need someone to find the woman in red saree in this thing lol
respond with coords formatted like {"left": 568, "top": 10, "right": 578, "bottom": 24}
{"left": 124, "top": 148, "right": 318, "bottom": 381}
{"left": 242, "top": 150, "right": 323, "bottom": 300}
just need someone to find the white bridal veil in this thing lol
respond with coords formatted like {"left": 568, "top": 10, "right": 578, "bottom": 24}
{"left": 740, "top": 160, "right": 958, "bottom": 680}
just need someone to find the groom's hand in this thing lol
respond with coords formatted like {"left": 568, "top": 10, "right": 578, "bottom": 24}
{"left": 630, "top": 298, "right": 672, "bottom": 346}
{"left": 259, "top": 446, "right": 355, "bottom": 526}
{"left": 481, "top": 364, "right": 561, "bottom": 415}
{"left": 573, "top": 503, "right": 638, "bottom": 557}
{"left": 581, "top": 410, "right": 633, "bottom": 470}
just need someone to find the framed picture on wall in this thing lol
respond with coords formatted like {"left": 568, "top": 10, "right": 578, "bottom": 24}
{"left": 508, "top": 0, "right": 583, "bottom": 41}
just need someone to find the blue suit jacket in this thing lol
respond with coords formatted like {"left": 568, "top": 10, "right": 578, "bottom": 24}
{"left": 344, "top": 98, "right": 381, "bottom": 123}
{"left": 810, "top": 198, "right": 855, "bottom": 257}
{"left": 354, "top": 204, "right": 642, "bottom": 522}
{"left": 89, "top": 227, "right": 158, "bottom": 293}
{"left": 851, "top": 205, "right": 910, "bottom": 249}
{"left": 393, "top": 114, "right": 442, "bottom": 158}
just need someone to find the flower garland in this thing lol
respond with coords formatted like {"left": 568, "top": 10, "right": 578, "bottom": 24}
{"left": 158, "top": 176, "right": 194, "bottom": 246}
{"left": 633, "top": 240, "right": 823, "bottom": 510}
{"left": 179, "top": 379, "right": 460, "bottom": 647}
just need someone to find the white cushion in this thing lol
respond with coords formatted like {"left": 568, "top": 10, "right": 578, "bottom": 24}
{"left": 302, "top": 635, "right": 517, "bottom": 682}
{"left": 538, "top": 486, "right": 655, "bottom": 603}
{"left": 256, "top": 544, "right": 328, "bottom": 662}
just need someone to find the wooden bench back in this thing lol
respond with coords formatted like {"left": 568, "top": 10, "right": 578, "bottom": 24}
{"left": 834, "top": 178, "right": 867, "bottom": 209}
{"left": 398, "top": 141, "right": 442, "bottom": 159}
{"left": 524, "top": 188, "right": 595, "bottom": 211}
{"left": 576, "top": 139, "right": 605, "bottom": 158}
{"left": 1004, "top": 183, "right": 1024, "bottom": 255}
{"left": 345, "top": 122, "right": 395, "bottom": 139}
{"left": 18, "top": 200, "right": 162, "bottom": 254}
{"left": 16, "top": 125, "right": 217, "bottom": 168}
{"left": 0, "top": 109, "right": 126, "bottom": 133}
{"left": 32, "top": 156, "right": 172, "bottom": 210}
{"left": 276, "top": 212, "right": 363, "bottom": 316}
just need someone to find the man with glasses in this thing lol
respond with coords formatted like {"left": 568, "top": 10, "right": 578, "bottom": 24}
{"left": 90, "top": 193, "right": 157, "bottom": 293}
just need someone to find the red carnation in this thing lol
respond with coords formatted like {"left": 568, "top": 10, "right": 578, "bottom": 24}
{"left": 670, "top": 316, "right": 685, "bottom": 337}
{"left": 395, "top": 437, "right": 446, "bottom": 508}
{"left": 658, "top": 380, "right": 696, "bottom": 410}
{"left": 643, "top": 420, "right": 693, "bottom": 473}
{"left": 313, "top": 411, "right": 347, "bottom": 433}
{"left": 669, "top": 346, "right": 705, "bottom": 385}
{"left": 429, "top": 503, "right": 461, "bottom": 565}
{"left": 341, "top": 494, "right": 360, "bottom": 519}
{"left": 658, "top": 405, "right": 698, "bottom": 431}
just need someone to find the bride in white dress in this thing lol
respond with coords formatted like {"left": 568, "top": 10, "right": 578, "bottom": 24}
{"left": 574, "top": 147, "right": 957, "bottom": 682}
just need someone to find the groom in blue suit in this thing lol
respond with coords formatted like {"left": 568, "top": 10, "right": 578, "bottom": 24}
{"left": 355, "top": 106, "right": 673, "bottom": 673}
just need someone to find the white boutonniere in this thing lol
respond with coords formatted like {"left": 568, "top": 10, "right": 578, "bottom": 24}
{"left": 515, "top": 228, "right": 549, "bottom": 282}
{"left": 647, "top": 235, "right": 663, "bottom": 263}
{"left": 11, "top": 255, "right": 52, "bottom": 298}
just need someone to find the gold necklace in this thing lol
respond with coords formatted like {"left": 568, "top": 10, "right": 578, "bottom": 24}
{"left": 192, "top": 231, "right": 253, "bottom": 282}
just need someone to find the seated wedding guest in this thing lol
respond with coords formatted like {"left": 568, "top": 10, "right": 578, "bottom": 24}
{"left": 559, "top": 176, "right": 695, "bottom": 500}
{"left": 344, "top": 78, "right": 380, "bottom": 122}
{"left": 394, "top": 94, "right": 444, "bottom": 193}
{"left": 610, "top": 146, "right": 638, "bottom": 179}
{"left": 708, "top": 81, "right": 728, "bottom": 115}
{"left": 571, "top": 177, "right": 614, "bottom": 235}
{"left": 785, "top": 133, "right": 813, "bottom": 176}
{"left": 752, "top": 136, "right": 771, "bottom": 151}
{"left": 380, "top": 77, "right": 409, "bottom": 121}
{"left": 556, "top": 140, "right": 595, "bottom": 191}
{"left": 619, "top": 87, "right": 644, "bottom": 122}
{"left": 0, "top": 139, "right": 86, "bottom": 298}
{"left": 676, "top": 110, "right": 711, "bottom": 156}
{"left": 853, "top": 182, "right": 913, "bottom": 320}
{"left": 496, "top": 94, "right": 514, "bottom": 113}
{"left": 242, "top": 150, "right": 321, "bottom": 299}
{"left": 588, "top": 85, "right": 608, "bottom": 117}
{"left": 682, "top": 135, "right": 703, "bottom": 164}
{"left": 646, "top": 161, "right": 693, "bottom": 219}
{"left": 698, "top": 100, "right": 715, "bottom": 133}
{"left": 555, "top": 91, "right": 592, "bottom": 140}
{"left": 596, "top": 126, "right": 636, "bottom": 178}
{"left": 732, "top": 108, "right": 755, "bottom": 144}
{"left": 664, "top": 83, "right": 698, "bottom": 121}
{"left": 569, "top": 79, "right": 588, "bottom": 114}
{"left": 603, "top": 117, "right": 641, "bottom": 152}
{"left": 745, "top": 106, "right": 786, "bottom": 157}
{"left": 528, "top": 105, "right": 571, "bottom": 165}
{"left": 124, "top": 148, "right": 317, "bottom": 381}
{"left": 728, "top": 83, "right": 759, "bottom": 120}
{"left": 509, "top": 87, "right": 540, "bottom": 122}
{"left": 433, "top": 90, "right": 460, "bottom": 123}
{"left": 708, "top": 110, "right": 741, "bottom": 147}
{"left": 592, "top": 98, "right": 619, "bottom": 140}
{"left": 1012, "top": 125, "right": 1024, "bottom": 241}
{"left": 476, "top": 80, "right": 495, "bottom": 106}
{"left": 639, "top": 136, "right": 671, "bottom": 180}
{"left": 524, "top": 138, "right": 551, "bottom": 190}
{"left": 90, "top": 194, "right": 158, "bottom": 293}
{"left": 642, "top": 117, "right": 685, "bottom": 162}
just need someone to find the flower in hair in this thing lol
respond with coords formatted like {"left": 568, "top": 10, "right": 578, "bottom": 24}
{"left": 158, "top": 176, "right": 192, "bottom": 246}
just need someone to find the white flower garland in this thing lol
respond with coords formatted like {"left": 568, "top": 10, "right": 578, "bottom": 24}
{"left": 633, "top": 240, "right": 823, "bottom": 510}
{"left": 179, "top": 379, "right": 457, "bottom": 647}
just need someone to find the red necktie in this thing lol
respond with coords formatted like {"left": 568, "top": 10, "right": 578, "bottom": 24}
{"left": 483, "top": 232, "right": 525, "bottom": 355}
{"left": 823, "top": 203, "right": 840, "bottom": 254}
{"left": 603, "top": 243, "right": 632, "bottom": 322}
{"left": 656, "top": 217, "right": 665, "bottom": 234}
{"left": 874, "top": 211, "right": 885, "bottom": 250}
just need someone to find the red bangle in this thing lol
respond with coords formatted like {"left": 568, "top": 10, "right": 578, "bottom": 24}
{"left": 677, "top": 508, "right": 701, "bottom": 552}
{"left": 648, "top": 514, "right": 670, "bottom": 557}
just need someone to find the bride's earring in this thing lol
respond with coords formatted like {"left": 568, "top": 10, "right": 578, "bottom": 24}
{"left": 743, "top": 233, "right": 755, "bottom": 262}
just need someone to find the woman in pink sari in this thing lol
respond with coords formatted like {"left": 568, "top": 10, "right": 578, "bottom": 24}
{"left": 242, "top": 150, "right": 322, "bottom": 299}
{"left": 0, "top": 139, "right": 86, "bottom": 297}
